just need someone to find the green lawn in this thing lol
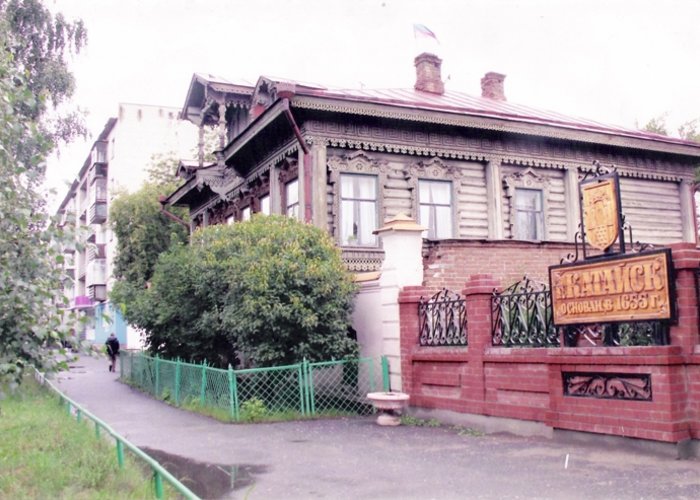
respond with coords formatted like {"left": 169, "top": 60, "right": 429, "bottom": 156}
{"left": 0, "top": 378, "right": 165, "bottom": 499}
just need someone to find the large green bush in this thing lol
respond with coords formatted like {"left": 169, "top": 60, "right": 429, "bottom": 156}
{"left": 142, "top": 216, "right": 358, "bottom": 367}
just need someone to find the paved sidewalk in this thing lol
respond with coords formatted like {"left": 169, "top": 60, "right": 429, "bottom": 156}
{"left": 55, "top": 354, "right": 699, "bottom": 499}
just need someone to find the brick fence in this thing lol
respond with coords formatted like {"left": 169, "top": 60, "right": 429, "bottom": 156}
{"left": 401, "top": 243, "right": 700, "bottom": 443}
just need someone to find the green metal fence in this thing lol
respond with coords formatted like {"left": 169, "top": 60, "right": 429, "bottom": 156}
{"left": 35, "top": 369, "right": 198, "bottom": 500}
{"left": 120, "top": 352, "right": 388, "bottom": 422}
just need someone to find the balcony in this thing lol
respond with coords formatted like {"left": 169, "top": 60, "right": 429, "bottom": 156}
{"left": 70, "top": 295, "right": 94, "bottom": 310}
{"left": 86, "top": 258, "right": 106, "bottom": 287}
{"left": 89, "top": 202, "right": 107, "bottom": 224}
{"left": 86, "top": 225, "right": 96, "bottom": 243}
{"left": 88, "top": 162, "right": 108, "bottom": 185}
{"left": 91, "top": 141, "right": 108, "bottom": 166}
{"left": 87, "top": 243, "right": 106, "bottom": 261}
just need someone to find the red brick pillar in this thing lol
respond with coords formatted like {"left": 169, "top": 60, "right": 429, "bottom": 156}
{"left": 461, "top": 274, "right": 500, "bottom": 412}
{"left": 398, "top": 285, "right": 430, "bottom": 395}
{"left": 669, "top": 243, "right": 700, "bottom": 353}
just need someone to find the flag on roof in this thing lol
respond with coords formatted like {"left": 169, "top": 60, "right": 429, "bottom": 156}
{"left": 413, "top": 23, "right": 439, "bottom": 43}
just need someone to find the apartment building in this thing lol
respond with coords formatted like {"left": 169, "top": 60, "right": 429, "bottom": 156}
{"left": 56, "top": 103, "right": 197, "bottom": 349}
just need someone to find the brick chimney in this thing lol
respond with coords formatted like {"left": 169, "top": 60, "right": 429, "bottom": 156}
{"left": 481, "top": 72, "right": 506, "bottom": 101}
{"left": 414, "top": 52, "right": 444, "bottom": 95}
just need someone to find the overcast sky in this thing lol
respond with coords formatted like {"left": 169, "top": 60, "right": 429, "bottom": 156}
{"left": 45, "top": 0, "right": 700, "bottom": 205}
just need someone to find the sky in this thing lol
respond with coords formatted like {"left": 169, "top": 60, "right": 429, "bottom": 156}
{"left": 44, "top": 0, "right": 700, "bottom": 208}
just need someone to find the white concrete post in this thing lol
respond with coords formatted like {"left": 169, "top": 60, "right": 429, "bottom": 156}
{"left": 375, "top": 213, "right": 426, "bottom": 391}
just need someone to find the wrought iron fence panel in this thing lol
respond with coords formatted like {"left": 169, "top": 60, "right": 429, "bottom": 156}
{"left": 492, "top": 277, "right": 559, "bottom": 347}
{"left": 562, "top": 321, "right": 669, "bottom": 347}
{"left": 418, "top": 289, "right": 468, "bottom": 346}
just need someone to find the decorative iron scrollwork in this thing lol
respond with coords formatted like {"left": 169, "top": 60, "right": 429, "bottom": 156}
{"left": 563, "top": 321, "right": 669, "bottom": 347}
{"left": 418, "top": 289, "right": 467, "bottom": 347}
{"left": 563, "top": 372, "right": 652, "bottom": 401}
{"left": 492, "top": 277, "right": 559, "bottom": 347}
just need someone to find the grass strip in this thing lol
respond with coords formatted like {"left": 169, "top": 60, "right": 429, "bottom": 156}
{"left": 0, "top": 378, "right": 165, "bottom": 499}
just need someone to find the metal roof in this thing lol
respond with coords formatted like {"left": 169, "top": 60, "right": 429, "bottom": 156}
{"left": 295, "top": 86, "right": 696, "bottom": 148}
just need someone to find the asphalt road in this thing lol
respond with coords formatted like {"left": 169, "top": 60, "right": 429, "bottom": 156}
{"left": 55, "top": 355, "right": 700, "bottom": 500}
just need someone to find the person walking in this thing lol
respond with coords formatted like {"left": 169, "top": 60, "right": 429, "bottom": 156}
{"left": 105, "top": 333, "right": 120, "bottom": 372}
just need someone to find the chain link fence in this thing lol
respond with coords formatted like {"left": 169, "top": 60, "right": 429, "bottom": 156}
{"left": 120, "top": 352, "right": 388, "bottom": 422}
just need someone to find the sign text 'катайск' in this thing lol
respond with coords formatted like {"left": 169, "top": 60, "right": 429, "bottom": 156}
{"left": 549, "top": 250, "right": 673, "bottom": 326}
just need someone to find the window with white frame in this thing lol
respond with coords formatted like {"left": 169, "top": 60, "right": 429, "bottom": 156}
{"left": 241, "top": 206, "right": 251, "bottom": 221}
{"left": 285, "top": 179, "right": 299, "bottom": 218}
{"left": 513, "top": 188, "right": 544, "bottom": 240}
{"left": 340, "top": 173, "right": 377, "bottom": 246}
{"left": 419, "top": 179, "right": 453, "bottom": 239}
{"left": 260, "top": 195, "right": 270, "bottom": 215}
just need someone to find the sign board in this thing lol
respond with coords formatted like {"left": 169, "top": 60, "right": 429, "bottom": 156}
{"left": 549, "top": 249, "right": 674, "bottom": 326}
{"left": 581, "top": 176, "right": 620, "bottom": 252}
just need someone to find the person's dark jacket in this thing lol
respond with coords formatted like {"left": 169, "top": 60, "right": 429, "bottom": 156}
{"left": 106, "top": 336, "right": 120, "bottom": 356}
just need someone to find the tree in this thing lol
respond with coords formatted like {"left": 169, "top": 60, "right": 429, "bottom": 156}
{"left": 109, "top": 182, "right": 189, "bottom": 326}
{"left": 641, "top": 114, "right": 669, "bottom": 136}
{"left": 2, "top": 0, "right": 87, "bottom": 157}
{"left": 139, "top": 216, "right": 358, "bottom": 368}
{"left": 0, "top": 0, "right": 85, "bottom": 392}
{"left": 678, "top": 119, "right": 700, "bottom": 143}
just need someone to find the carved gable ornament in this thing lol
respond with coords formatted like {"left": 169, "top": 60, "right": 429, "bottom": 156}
{"left": 407, "top": 157, "right": 461, "bottom": 180}
{"left": 502, "top": 167, "right": 550, "bottom": 198}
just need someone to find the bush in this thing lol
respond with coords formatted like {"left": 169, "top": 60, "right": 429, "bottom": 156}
{"left": 143, "top": 215, "right": 358, "bottom": 368}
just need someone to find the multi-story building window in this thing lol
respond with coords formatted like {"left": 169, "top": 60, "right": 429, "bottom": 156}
{"left": 513, "top": 188, "right": 544, "bottom": 240}
{"left": 260, "top": 195, "right": 270, "bottom": 215}
{"left": 418, "top": 179, "right": 453, "bottom": 239}
{"left": 286, "top": 179, "right": 299, "bottom": 218}
{"left": 340, "top": 173, "right": 377, "bottom": 246}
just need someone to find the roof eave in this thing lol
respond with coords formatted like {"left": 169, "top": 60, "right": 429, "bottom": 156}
{"left": 291, "top": 95, "right": 700, "bottom": 159}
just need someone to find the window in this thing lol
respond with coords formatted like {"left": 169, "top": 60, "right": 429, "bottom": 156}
{"left": 286, "top": 179, "right": 299, "bottom": 218}
{"left": 241, "top": 206, "right": 251, "bottom": 221}
{"left": 340, "top": 174, "right": 377, "bottom": 246}
{"left": 514, "top": 188, "right": 544, "bottom": 240}
{"left": 260, "top": 195, "right": 270, "bottom": 215}
{"left": 419, "top": 180, "right": 453, "bottom": 239}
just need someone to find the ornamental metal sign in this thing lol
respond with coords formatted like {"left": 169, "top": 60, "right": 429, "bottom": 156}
{"left": 549, "top": 249, "right": 674, "bottom": 326}
{"left": 580, "top": 174, "right": 621, "bottom": 252}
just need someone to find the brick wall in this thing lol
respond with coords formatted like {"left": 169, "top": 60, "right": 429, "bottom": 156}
{"left": 422, "top": 239, "right": 577, "bottom": 290}
{"left": 400, "top": 244, "right": 700, "bottom": 444}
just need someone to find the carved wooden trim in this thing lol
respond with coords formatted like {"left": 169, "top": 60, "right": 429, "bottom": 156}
{"left": 503, "top": 167, "right": 551, "bottom": 241}
{"left": 327, "top": 150, "right": 387, "bottom": 246}
{"left": 294, "top": 97, "right": 700, "bottom": 158}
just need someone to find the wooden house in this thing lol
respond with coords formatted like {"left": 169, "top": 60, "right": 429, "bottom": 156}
{"left": 165, "top": 54, "right": 700, "bottom": 279}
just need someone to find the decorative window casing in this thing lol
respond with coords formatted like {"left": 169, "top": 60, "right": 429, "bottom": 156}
{"left": 503, "top": 167, "right": 551, "bottom": 241}
{"left": 328, "top": 151, "right": 387, "bottom": 247}
{"left": 407, "top": 157, "right": 460, "bottom": 238}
